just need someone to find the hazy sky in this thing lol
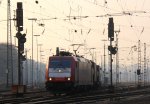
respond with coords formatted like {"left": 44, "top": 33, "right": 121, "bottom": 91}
{"left": 0, "top": 0, "right": 150, "bottom": 65}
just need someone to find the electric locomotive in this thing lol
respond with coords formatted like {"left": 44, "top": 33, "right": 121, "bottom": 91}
{"left": 45, "top": 51, "right": 101, "bottom": 93}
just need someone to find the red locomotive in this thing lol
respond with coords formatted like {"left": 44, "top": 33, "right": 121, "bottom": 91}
{"left": 45, "top": 51, "right": 101, "bottom": 94}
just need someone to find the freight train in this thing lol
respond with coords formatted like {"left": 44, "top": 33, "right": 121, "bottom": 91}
{"left": 45, "top": 51, "right": 102, "bottom": 94}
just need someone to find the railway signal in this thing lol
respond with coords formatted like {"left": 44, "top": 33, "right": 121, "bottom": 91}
{"left": 108, "top": 46, "right": 117, "bottom": 55}
{"left": 20, "top": 54, "right": 26, "bottom": 61}
{"left": 13, "top": 2, "right": 27, "bottom": 96}
{"left": 19, "top": 33, "right": 26, "bottom": 54}
{"left": 108, "top": 17, "right": 115, "bottom": 91}
{"left": 19, "top": 33, "right": 26, "bottom": 61}
{"left": 108, "top": 17, "right": 114, "bottom": 41}
{"left": 16, "top": 2, "right": 23, "bottom": 31}
{"left": 16, "top": 18, "right": 26, "bottom": 61}
{"left": 16, "top": 2, "right": 26, "bottom": 58}
{"left": 137, "top": 69, "right": 141, "bottom": 75}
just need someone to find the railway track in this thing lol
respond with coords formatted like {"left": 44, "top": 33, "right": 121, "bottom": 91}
{"left": 24, "top": 89, "right": 150, "bottom": 104}
{"left": 0, "top": 87, "right": 150, "bottom": 103}
{"left": 0, "top": 89, "right": 50, "bottom": 103}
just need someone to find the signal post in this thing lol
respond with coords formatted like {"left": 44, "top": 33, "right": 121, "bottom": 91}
{"left": 12, "top": 2, "right": 26, "bottom": 96}
{"left": 108, "top": 18, "right": 117, "bottom": 92}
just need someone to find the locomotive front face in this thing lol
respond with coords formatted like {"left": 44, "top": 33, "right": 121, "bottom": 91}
{"left": 48, "top": 58, "right": 72, "bottom": 82}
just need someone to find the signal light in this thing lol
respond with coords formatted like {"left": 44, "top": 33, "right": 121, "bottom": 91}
{"left": 19, "top": 43, "right": 24, "bottom": 54}
{"left": 111, "top": 47, "right": 117, "bottom": 55}
{"left": 20, "top": 54, "right": 26, "bottom": 61}
{"left": 16, "top": 2, "right": 23, "bottom": 31}
{"left": 108, "top": 46, "right": 117, "bottom": 55}
{"left": 19, "top": 34, "right": 26, "bottom": 54}
{"left": 20, "top": 34, "right": 26, "bottom": 43}
{"left": 108, "top": 18, "right": 114, "bottom": 41}
{"left": 137, "top": 69, "right": 141, "bottom": 75}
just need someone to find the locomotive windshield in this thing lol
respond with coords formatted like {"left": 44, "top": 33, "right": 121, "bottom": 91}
{"left": 49, "top": 60, "right": 71, "bottom": 68}
{"left": 49, "top": 59, "right": 72, "bottom": 77}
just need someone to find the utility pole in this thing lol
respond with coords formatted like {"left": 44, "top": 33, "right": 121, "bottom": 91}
{"left": 115, "top": 30, "right": 120, "bottom": 86}
{"left": 25, "top": 49, "right": 30, "bottom": 85}
{"left": 34, "top": 35, "right": 40, "bottom": 87}
{"left": 30, "top": 56, "right": 31, "bottom": 85}
{"left": 102, "top": 39, "right": 107, "bottom": 86}
{"left": 7, "top": 0, "right": 14, "bottom": 87}
{"left": 25, "top": 49, "right": 28, "bottom": 85}
{"left": 130, "top": 45, "right": 136, "bottom": 84}
{"left": 144, "top": 43, "right": 146, "bottom": 86}
{"left": 131, "top": 47, "right": 133, "bottom": 84}
{"left": 137, "top": 40, "right": 141, "bottom": 87}
{"left": 38, "top": 44, "right": 42, "bottom": 86}
{"left": 147, "top": 59, "right": 149, "bottom": 85}
{"left": 104, "top": 43, "right": 106, "bottom": 85}
{"left": 28, "top": 18, "right": 37, "bottom": 88}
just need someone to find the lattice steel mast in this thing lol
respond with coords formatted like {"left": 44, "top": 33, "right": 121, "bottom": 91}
{"left": 7, "top": 0, "right": 13, "bottom": 86}
{"left": 144, "top": 43, "right": 147, "bottom": 86}
{"left": 137, "top": 40, "right": 141, "bottom": 87}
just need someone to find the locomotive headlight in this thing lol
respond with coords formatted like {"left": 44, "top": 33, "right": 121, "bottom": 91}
{"left": 49, "top": 78, "right": 52, "bottom": 81}
{"left": 68, "top": 77, "right": 70, "bottom": 80}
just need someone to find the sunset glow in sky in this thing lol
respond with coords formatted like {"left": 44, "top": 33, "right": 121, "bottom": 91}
{"left": 0, "top": 0, "right": 150, "bottom": 65}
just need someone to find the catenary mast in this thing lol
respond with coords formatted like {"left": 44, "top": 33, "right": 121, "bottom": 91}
{"left": 7, "top": 0, "right": 14, "bottom": 86}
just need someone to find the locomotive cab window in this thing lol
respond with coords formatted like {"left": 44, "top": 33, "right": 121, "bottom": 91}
{"left": 48, "top": 59, "right": 72, "bottom": 77}
{"left": 49, "top": 60, "right": 71, "bottom": 68}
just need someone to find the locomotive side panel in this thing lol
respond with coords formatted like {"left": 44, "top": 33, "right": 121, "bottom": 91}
{"left": 95, "top": 65, "right": 101, "bottom": 86}
{"left": 78, "top": 60, "right": 93, "bottom": 85}
{"left": 74, "top": 62, "right": 79, "bottom": 86}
